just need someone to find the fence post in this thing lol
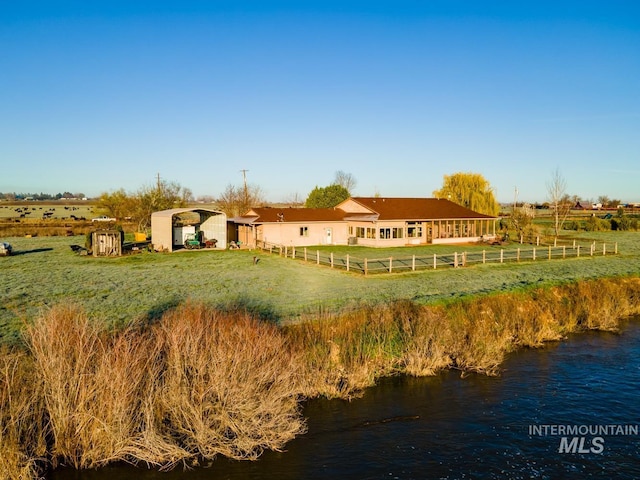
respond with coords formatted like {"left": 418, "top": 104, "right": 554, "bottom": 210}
{"left": 462, "top": 252, "right": 467, "bottom": 267}
{"left": 389, "top": 257, "right": 393, "bottom": 273}
{"left": 454, "top": 252, "right": 458, "bottom": 268}
{"left": 516, "top": 248, "right": 520, "bottom": 262}
{"left": 330, "top": 252, "right": 334, "bottom": 268}
{"left": 482, "top": 250, "right": 486, "bottom": 264}
{"left": 533, "top": 247, "right": 536, "bottom": 261}
{"left": 500, "top": 249, "right": 504, "bottom": 263}
{"left": 292, "top": 246, "right": 295, "bottom": 259}
{"left": 554, "top": 238, "right": 557, "bottom": 247}
{"left": 304, "top": 247, "right": 307, "bottom": 262}
{"left": 346, "top": 254, "right": 350, "bottom": 272}
{"left": 603, "top": 243, "right": 606, "bottom": 256}
{"left": 548, "top": 245, "right": 552, "bottom": 260}
{"left": 433, "top": 253, "right": 437, "bottom": 269}
{"left": 562, "top": 246, "right": 566, "bottom": 259}
{"left": 577, "top": 245, "right": 580, "bottom": 257}
{"left": 364, "top": 258, "right": 368, "bottom": 275}
{"left": 317, "top": 250, "right": 320, "bottom": 264}
{"left": 536, "top": 236, "right": 540, "bottom": 246}
{"left": 573, "top": 240, "right": 576, "bottom": 249}
{"left": 615, "top": 242, "right": 618, "bottom": 254}
{"left": 412, "top": 254, "right": 416, "bottom": 271}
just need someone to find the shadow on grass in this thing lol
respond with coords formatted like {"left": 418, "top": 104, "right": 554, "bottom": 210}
{"left": 10, "top": 248, "right": 54, "bottom": 256}
{"left": 143, "top": 296, "right": 185, "bottom": 325}
{"left": 217, "top": 295, "right": 283, "bottom": 324}
{"left": 139, "top": 295, "right": 282, "bottom": 327}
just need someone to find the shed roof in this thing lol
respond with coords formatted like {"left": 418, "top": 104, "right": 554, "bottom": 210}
{"left": 151, "top": 207, "right": 224, "bottom": 218}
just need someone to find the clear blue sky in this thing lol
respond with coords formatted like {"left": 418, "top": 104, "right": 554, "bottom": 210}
{"left": 2, "top": 1, "right": 639, "bottom": 203}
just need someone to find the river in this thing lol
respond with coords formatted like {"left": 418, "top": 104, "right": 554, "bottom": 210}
{"left": 50, "top": 318, "right": 640, "bottom": 479}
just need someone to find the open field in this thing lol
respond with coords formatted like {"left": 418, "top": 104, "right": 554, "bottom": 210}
{"left": 1, "top": 227, "right": 639, "bottom": 478}
{"left": 1, "top": 230, "right": 639, "bottom": 345}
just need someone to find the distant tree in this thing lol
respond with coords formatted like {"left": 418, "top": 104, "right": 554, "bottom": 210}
{"left": 546, "top": 168, "right": 573, "bottom": 238}
{"left": 432, "top": 172, "right": 499, "bottom": 216}
{"left": 305, "top": 184, "right": 350, "bottom": 208}
{"left": 333, "top": 170, "right": 357, "bottom": 194}
{"left": 510, "top": 203, "right": 536, "bottom": 240}
{"left": 597, "top": 195, "right": 611, "bottom": 208}
{"left": 95, "top": 188, "right": 133, "bottom": 220}
{"left": 131, "top": 179, "right": 192, "bottom": 231}
{"left": 216, "top": 183, "right": 264, "bottom": 217}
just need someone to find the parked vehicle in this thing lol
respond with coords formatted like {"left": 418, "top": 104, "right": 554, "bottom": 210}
{"left": 91, "top": 215, "right": 116, "bottom": 222}
{"left": 0, "top": 242, "right": 12, "bottom": 256}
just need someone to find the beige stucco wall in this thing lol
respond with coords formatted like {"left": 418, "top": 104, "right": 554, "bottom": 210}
{"left": 258, "top": 222, "right": 348, "bottom": 247}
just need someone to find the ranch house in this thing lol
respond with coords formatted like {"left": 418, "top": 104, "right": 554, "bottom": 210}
{"left": 234, "top": 197, "right": 497, "bottom": 248}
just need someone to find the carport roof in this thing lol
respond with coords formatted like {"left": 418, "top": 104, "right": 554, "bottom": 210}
{"left": 151, "top": 207, "right": 224, "bottom": 218}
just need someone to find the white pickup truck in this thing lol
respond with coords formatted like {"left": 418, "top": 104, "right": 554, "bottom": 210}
{"left": 91, "top": 215, "right": 116, "bottom": 222}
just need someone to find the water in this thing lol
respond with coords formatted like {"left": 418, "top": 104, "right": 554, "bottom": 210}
{"left": 50, "top": 320, "right": 640, "bottom": 479}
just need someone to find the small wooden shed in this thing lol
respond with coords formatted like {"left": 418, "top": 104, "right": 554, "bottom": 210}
{"left": 151, "top": 207, "right": 227, "bottom": 252}
{"left": 92, "top": 230, "right": 123, "bottom": 257}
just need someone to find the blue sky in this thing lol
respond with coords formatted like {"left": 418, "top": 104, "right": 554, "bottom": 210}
{"left": 2, "top": 1, "right": 639, "bottom": 203}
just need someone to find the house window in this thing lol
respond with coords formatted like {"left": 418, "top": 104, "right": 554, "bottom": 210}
{"left": 299, "top": 226, "right": 309, "bottom": 237}
{"left": 392, "top": 228, "right": 403, "bottom": 239}
{"left": 366, "top": 227, "right": 376, "bottom": 239}
{"left": 407, "top": 222, "right": 422, "bottom": 238}
{"left": 356, "top": 227, "right": 365, "bottom": 238}
{"left": 348, "top": 226, "right": 354, "bottom": 236}
{"left": 379, "top": 228, "right": 391, "bottom": 239}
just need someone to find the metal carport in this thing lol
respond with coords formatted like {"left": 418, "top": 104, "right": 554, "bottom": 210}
{"left": 151, "top": 207, "right": 227, "bottom": 252}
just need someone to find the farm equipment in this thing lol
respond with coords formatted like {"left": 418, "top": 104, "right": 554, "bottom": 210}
{"left": 183, "top": 232, "right": 202, "bottom": 249}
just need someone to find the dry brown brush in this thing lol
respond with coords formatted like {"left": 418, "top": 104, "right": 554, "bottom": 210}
{"left": 1, "top": 276, "right": 639, "bottom": 478}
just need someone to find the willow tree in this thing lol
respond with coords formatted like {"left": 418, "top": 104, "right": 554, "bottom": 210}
{"left": 432, "top": 172, "right": 499, "bottom": 216}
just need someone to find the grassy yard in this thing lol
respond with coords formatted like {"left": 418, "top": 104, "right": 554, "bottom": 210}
{"left": 2, "top": 230, "right": 639, "bottom": 344}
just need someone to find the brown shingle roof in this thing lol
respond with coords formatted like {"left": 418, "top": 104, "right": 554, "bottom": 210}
{"left": 238, "top": 207, "right": 347, "bottom": 223}
{"left": 344, "top": 197, "right": 496, "bottom": 220}
{"left": 236, "top": 198, "right": 496, "bottom": 224}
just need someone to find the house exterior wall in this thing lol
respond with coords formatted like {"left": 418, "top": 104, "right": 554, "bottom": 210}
{"left": 345, "top": 219, "right": 496, "bottom": 247}
{"left": 257, "top": 222, "right": 349, "bottom": 247}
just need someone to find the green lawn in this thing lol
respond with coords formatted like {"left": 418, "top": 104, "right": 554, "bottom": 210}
{"left": 1, "top": 231, "right": 639, "bottom": 344}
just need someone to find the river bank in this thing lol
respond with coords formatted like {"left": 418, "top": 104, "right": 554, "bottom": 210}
{"left": 2, "top": 275, "right": 640, "bottom": 479}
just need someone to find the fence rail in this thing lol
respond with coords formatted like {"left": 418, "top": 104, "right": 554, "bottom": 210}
{"left": 256, "top": 241, "right": 618, "bottom": 275}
